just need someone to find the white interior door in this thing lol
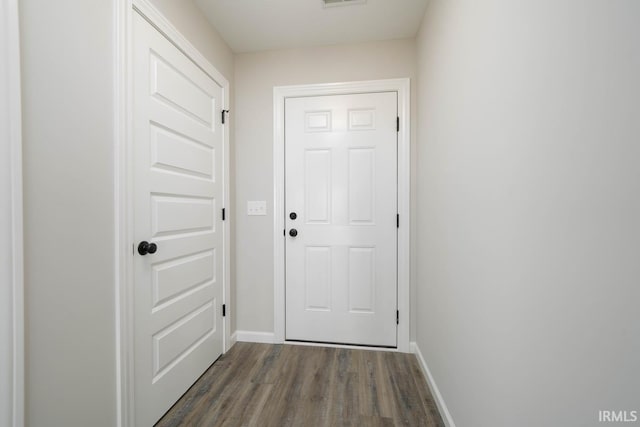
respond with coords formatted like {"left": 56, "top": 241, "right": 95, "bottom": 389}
{"left": 132, "top": 12, "right": 224, "bottom": 426}
{"left": 285, "top": 92, "right": 398, "bottom": 347}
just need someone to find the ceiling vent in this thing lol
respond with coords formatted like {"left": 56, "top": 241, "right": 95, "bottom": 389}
{"left": 323, "top": 0, "right": 367, "bottom": 8}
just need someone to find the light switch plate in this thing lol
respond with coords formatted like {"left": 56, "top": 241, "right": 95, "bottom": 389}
{"left": 247, "top": 201, "right": 267, "bottom": 216}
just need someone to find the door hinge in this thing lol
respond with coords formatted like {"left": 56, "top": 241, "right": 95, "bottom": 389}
{"left": 221, "top": 109, "right": 230, "bottom": 124}
{"left": 397, "top": 116, "right": 400, "bottom": 132}
{"left": 397, "top": 214, "right": 400, "bottom": 228}
{"left": 396, "top": 310, "right": 399, "bottom": 325}
{"left": 222, "top": 207, "right": 226, "bottom": 221}
{"left": 222, "top": 304, "right": 226, "bottom": 317}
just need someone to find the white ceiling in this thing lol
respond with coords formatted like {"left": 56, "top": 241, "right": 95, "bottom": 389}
{"left": 194, "top": 0, "right": 429, "bottom": 53}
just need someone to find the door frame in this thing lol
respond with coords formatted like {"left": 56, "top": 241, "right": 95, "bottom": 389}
{"left": 115, "top": 1, "right": 231, "bottom": 426}
{"left": 1, "top": 0, "right": 24, "bottom": 424}
{"left": 273, "top": 79, "right": 411, "bottom": 353}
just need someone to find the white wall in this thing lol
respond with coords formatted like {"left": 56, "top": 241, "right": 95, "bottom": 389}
{"left": 415, "top": 1, "right": 640, "bottom": 426}
{"left": 20, "top": 0, "right": 117, "bottom": 425}
{"left": 234, "top": 39, "right": 417, "bottom": 335}
{"left": 1, "top": 0, "right": 23, "bottom": 425}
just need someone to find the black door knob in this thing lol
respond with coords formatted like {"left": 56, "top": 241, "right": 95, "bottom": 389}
{"left": 138, "top": 241, "right": 157, "bottom": 255}
{"left": 289, "top": 229, "right": 298, "bottom": 237}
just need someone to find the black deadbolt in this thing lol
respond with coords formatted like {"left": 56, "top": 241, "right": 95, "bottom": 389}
{"left": 138, "top": 241, "right": 158, "bottom": 256}
{"left": 289, "top": 212, "right": 297, "bottom": 220}
{"left": 289, "top": 229, "right": 298, "bottom": 237}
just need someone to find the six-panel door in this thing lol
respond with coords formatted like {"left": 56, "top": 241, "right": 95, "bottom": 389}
{"left": 285, "top": 92, "right": 398, "bottom": 347}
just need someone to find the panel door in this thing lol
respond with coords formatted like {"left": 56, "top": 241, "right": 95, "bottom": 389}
{"left": 285, "top": 92, "right": 398, "bottom": 347}
{"left": 132, "top": 12, "right": 224, "bottom": 426}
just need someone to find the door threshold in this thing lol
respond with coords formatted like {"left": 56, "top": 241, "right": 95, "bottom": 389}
{"left": 285, "top": 339, "right": 399, "bottom": 352}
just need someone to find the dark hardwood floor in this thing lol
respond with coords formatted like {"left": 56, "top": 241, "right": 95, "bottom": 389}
{"left": 156, "top": 342, "right": 445, "bottom": 427}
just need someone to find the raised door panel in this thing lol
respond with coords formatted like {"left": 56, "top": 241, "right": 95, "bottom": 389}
{"left": 150, "top": 124, "right": 214, "bottom": 179}
{"left": 305, "top": 247, "right": 332, "bottom": 311}
{"left": 152, "top": 302, "right": 217, "bottom": 379}
{"left": 348, "top": 247, "right": 375, "bottom": 313}
{"left": 348, "top": 148, "right": 376, "bottom": 225}
{"left": 150, "top": 52, "right": 216, "bottom": 128}
{"left": 152, "top": 250, "right": 215, "bottom": 308}
{"left": 304, "top": 150, "right": 332, "bottom": 224}
{"left": 151, "top": 195, "right": 215, "bottom": 236}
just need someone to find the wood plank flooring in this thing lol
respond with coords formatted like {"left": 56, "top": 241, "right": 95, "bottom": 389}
{"left": 156, "top": 343, "right": 445, "bottom": 427}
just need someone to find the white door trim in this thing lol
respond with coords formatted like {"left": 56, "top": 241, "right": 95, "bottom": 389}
{"left": 1, "top": 0, "right": 24, "bottom": 424}
{"left": 115, "top": 1, "right": 231, "bottom": 425}
{"left": 273, "top": 79, "right": 411, "bottom": 353}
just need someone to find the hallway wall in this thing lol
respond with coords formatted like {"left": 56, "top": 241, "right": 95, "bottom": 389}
{"left": 415, "top": 1, "right": 640, "bottom": 426}
{"left": 20, "top": 1, "right": 116, "bottom": 425}
{"left": 234, "top": 39, "right": 417, "bottom": 337}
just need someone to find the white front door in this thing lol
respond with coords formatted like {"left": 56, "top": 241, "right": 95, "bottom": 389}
{"left": 132, "top": 13, "right": 224, "bottom": 426}
{"left": 285, "top": 92, "right": 398, "bottom": 347}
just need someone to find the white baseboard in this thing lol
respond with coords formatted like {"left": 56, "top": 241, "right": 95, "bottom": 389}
{"left": 410, "top": 342, "right": 456, "bottom": 427}
{"left": 228, "top": 331, "right": 237, "bottom": 348}
{"left": 235, "top": 330, "right": 276, "bottom": 344}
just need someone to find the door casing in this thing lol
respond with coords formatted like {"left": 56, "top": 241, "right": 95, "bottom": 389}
{"left": 1, "top": 0, "right": 24, "bottom": 424}
{"left": 273, "top": 79, "right": 411, "bottom": 353}
{"left": 115, "top": 1, "right": 231, "bottom": 426}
